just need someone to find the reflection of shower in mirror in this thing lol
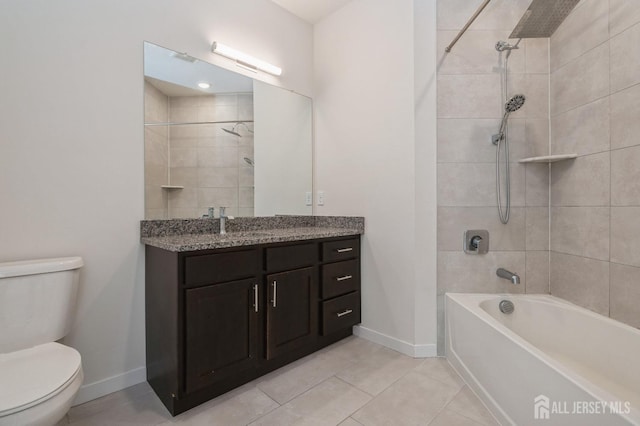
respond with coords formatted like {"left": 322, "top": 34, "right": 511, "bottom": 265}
{"left": 243, "top": 157, "right": 254, "bottom": 167}
{"left": 222, "top": 121, "right": 254, "bottom": 137}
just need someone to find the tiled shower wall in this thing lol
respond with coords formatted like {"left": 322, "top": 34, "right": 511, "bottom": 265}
{"left": 436, "top": 0, "right": 551, "bottom": 351}
{"left": 549, "top": 0, "right": 640, "bottom": 329}
{"left": 144, "top": 81, "right": 169, "bottom": 219}
{"left": 167, "top": 93, "right": 254, "bottom": 219}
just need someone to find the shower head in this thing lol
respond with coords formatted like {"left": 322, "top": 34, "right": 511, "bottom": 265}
{"left": 505, "top": 94, "right": 525, "bottom": 113}
{"left": 510, "top": 0, "right": 580, "bottom": 39}
{"left": 243, "top": 157, "right": 254, "bottom": 166}
{"left": 222, "top": 127, "right": 242, "bottom": 137}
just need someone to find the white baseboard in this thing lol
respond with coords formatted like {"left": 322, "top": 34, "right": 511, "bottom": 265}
{"left": 353, "top": 325, "right": 437, "bottom": 358}
{"left": 72, "top": 366, "right": 147, "bottom": 406}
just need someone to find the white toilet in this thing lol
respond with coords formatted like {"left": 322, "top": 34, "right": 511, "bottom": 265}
{"left": 0, "top": 257, "right": 84, "bottom": 426}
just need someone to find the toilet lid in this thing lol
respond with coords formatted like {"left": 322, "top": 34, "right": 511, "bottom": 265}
{"left": 0, "top": 342, "right": 81, "bottom": 415}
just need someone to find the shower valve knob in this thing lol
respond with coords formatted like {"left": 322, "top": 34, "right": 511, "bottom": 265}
{"left": 464, "top": 230, "right": 489, "bottom": 255}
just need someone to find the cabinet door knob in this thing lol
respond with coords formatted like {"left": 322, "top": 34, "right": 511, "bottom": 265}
{"left": 337, "top": 309, "right": 353, "bottom": 318}
{"left": 272, "top": 281, "right": 277, "bottom": 308}
{"left": 336, "top": 275, "right": 353, "bottom": 282}
{"left": 336, "top": 247, "right": 353, "bottom": 253}
{"left": 253, "top": 284, "right": 259, "bottom": 313}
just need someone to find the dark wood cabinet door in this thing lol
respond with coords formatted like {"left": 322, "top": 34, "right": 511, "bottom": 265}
{"left": 184, "top": 278, "right": 259, "bottom": 394}
{"left": 266, "top": 267, "right": 318, "bottom": 360}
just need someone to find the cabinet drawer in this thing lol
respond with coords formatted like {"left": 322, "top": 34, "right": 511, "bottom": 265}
{"left": 184, "top": 250, "right": 259, "bottom": 287}
{"left": 321, "top": 291, "right": 360, "bottom": 336}
{"left": 322, "top": 238, "right": 360, "bottom": 263}
{"left": 321, "top": 259, "right": 360, "bottom": 299}
{"left": 266, "top": 243, "right": 316, "bottom": 272}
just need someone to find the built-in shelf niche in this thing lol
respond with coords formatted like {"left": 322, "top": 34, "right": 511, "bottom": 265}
{"left": 518, "top": 154, "right": 577, "bottom": 164}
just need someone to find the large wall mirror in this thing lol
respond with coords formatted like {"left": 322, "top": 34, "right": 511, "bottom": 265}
{"left": 143, "top": 41, "right": 313, "bottom": 219}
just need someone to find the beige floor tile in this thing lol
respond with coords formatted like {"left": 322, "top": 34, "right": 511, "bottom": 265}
{"left": 67, "top": 382, "right": 155, "bottom": 423}
{"left": 257, "top": 351, "right": 355, "bottom": 404}
{"left": 249, "top": 377, "right": 371, "bottom": 426}
{"left": 336, "top": 346, "right": 423, "bottom": 396}
{"left": 69, "top": 389, "right": 172, "bottom": 425}
{"left": 318, "top": 336, "right": 384, "bottom": 363}
{"left": 414, "top": 358, "right": 465, "bottom": 390}
{"left": 429, "top": 409, "right": 485, "bottom": 426}
{"left": 160, "top": 386, "right": 278, "bottom": 426}
{"left": 446, "top": 386, "right": 499, "bottom": 426}
{"left": 352, "top": 371, "right": 460, "bottom": 425}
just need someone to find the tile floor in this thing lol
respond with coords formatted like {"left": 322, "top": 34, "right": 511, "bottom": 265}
{"left": 59, "top": 337, "right": 498, "bottom": 425}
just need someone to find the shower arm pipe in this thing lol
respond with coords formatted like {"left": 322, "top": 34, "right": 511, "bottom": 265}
{"left": 444, "top": 0, "right": 491, "bottom": 53}
{"left": 144, "top": 120, "right": 254, "bottom": 127}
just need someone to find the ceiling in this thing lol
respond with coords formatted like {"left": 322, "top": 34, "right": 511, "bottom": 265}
{"left": 269, "top": 0, "right": 352, "bottom": 24}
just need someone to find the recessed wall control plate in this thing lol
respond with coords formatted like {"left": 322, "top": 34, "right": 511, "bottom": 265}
{"left": 464, "top": 230, "right": 489, "bottom": 254}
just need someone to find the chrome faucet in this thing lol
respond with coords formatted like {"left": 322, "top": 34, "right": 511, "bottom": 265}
{"left": 497, "top": 268, "right": 520, "bottom": 285}
{"left": 202, "top": 207, "right": 215, "bottom": 219}
{"left": 219, "top": 206, "right": 228, "bottom": 235}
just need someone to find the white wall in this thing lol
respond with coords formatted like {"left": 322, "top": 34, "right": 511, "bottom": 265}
{"left": 0, "top": 0, "right": 312, "bottom": 403}
{"left": 254, "top": 81, "right": 313, "bottom": 216}
{"left": 314, "top": 0, "right": 438, "bottom": 355}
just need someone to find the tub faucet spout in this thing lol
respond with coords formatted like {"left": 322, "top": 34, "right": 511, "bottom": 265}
{"left": 497, "top": 268, "right": 520, "bottom": 285}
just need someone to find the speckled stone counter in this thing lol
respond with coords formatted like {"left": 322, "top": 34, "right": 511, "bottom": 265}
{"left": 140, "top": 216, "right": 364, "bottom": 252}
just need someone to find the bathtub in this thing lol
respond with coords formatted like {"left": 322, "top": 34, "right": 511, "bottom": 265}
{"left": 445, "top": 293, "right": 640, "bottom": 425}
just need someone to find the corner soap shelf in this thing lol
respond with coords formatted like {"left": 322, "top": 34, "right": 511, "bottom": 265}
{"left": 518, "top": 154, "right": 577, "bottom": 164}
{"left": 161, "top": 185, "right": 184, "bottom": 190}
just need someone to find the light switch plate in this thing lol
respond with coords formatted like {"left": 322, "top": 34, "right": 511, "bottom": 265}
{"left": 305, "top": 192, "right": 312, "bottom": 206}
{"left": 317, "top": 191, "right": 325, "bottom": 206}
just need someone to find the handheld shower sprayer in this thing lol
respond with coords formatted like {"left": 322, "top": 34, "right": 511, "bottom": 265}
{"left": 222, "top": 122, "right": 254, "bottom": 137}
{"left": 492, "top": 94, "right": 526, "bottom": 145}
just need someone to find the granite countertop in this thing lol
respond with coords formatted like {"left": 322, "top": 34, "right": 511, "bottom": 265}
{"left": 140, "top": 216, "right": 364, "bottom": 252}
{"left": 141, "top": 226, "right": 362, "bottom": 252}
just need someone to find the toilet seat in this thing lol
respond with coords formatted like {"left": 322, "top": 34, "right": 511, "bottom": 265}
{"left": 0, "top": 342, "right": 82, "bottom": 417}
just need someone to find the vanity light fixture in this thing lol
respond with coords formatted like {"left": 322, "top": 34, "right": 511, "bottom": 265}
{"left": 197, "top": 82, "right": 211, "bottom": 89}
{"left": 211, "top": 42, "right": 282, "bottom": 76}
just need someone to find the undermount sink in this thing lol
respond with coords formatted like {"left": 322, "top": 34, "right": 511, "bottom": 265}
{"left": 220, "top": 231, "right": 274, "bottom": 238}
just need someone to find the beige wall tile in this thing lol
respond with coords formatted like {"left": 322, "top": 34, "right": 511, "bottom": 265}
{"left": 550, "top": 207, "right": 610, "bottom": 260}
{"left": 550, "top": 0, "right": 609, "bottom": 72}
{"left": 610, "top": 22, "right": 640, "bottom": 92}
{"left": 437, "top": 119, "right": 526, "bottom": 163}
{"left": 551, "top": 97, "right": 610, "bottom": 156}
{"left": 197, "top": 147, "right": 239, "bottom": 168}
{"left": 168, "top": 187, "right": 197, "bottom": 209}
{"left": 612, "top": 145, "right": 640, "bottom": 206}
{"left": 437, "top": 207, "right": 525, "bottom": 251}
{"left": 197, "top": 188, "right": 238, "bottom": 209}
{"left": 197, "top": 168, "right": 239, "bottom": 188}
{"left": 508, "top": 74, "right": 549, "bottom": 120}
{"left": 169, "top": 106, "right": 199, "bottom": 123}
{"left": 238, "top": 207, "right": 255, "bottom": 217}
{"left": 169, "top": 167, "right": 197, "bottom": 187}
{"left": 526, "top": 163, "right": 550, "bottom": 207}
{"left": 550, "top": 252, "right": 609, "bottom": 315}
{"left": 169, "top": 123, "right": 198, "bottom": 138}
{"left": 437, "top": 0, "right": 531, "bottom": 31}
{"left": 609, "top": 0, "right": 640, "bottom": 36}
{"left": 550, "top": 42, "right": 609, "bottom": 115}
{"left": 145, "top": 185, "right": 167, "bottom": 210}
{"left": 239, "top": 187, "right": 255, "bottom": 208}
{"left": 437, "top": 30, "right": 525, "bottom": 75}
{"left": 526, "top": 251, "right": 550, "bottom": 294}
{"left": 239, "top": 167, "right": 254, "bottom": 187}
{"left": 611, "top": 207, "right": 640, "bottom": 267}
{"left": 170, "top": 147, "right": 198, "bottom": 167}
{"left": 610, "top": 83, "right": 640, "bottom": 150}
{"left": 525, "top": 119, "right": 550, "bottom": 158}
{"left": 169, "top": 208, "right": 201, "bottom": 219}
{"left": 437, "top": 74, "right": 502, "bottom": 118}
{"left": 438, "top": 163, "right": 525, "bottom": 207}
{"left": 145, "top": 164, "right": 167, "bottom": 186}
{"left": 525, "top": 38, "right": 550, "bottom": 74}
{"left": 145, "top": 209, "right": 166, "bottom": 220}
{"left": 438, "top": 251, "right": 526, "bottom": 294}
{"left": 550, "top": 152, "right": 610, "bottom": 206}
{"left": 610, "top": 263, "right": 640, "bottom": 328}
{"left": 526, "top": 207, "right": 549, "bottom": 250}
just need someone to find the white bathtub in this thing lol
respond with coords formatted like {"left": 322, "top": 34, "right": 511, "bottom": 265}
{"left": 445, "top": 293, "right": 640, "bottom": 425}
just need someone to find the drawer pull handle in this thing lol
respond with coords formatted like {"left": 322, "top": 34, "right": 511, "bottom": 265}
{"left": 337, "top": 309, "right": 353, "bottom": 318}
{"left": 253, "top": 284, "right": 259, "bottom": 313}
{"left": 272, "top": 281, "right": 277, "bottom": 308}
{"left": 336, "top": 275, "right": 353, "bottom": 282}
{"left": 336, "top": 247, "right": 353, "bottom": 253}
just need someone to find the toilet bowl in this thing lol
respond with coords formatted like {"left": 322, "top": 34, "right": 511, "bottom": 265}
{"left": 0, "top": 257, "right": 84, "bottom": 426}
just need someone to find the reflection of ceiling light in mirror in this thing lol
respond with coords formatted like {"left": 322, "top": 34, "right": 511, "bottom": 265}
{"left": 211, "top": 42, "right": 282, "bottom": 77}
{"left": 197, "top": 82, "right": 211, "bottom": 89}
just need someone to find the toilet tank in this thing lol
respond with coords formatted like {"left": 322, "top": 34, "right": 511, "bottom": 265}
{"left": 0, "top": 257, "right": 83, "bottom": 353}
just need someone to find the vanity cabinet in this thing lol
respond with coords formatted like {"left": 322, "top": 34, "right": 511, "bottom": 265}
{"left": 145, "top": 235, "right": 361, "bottom": 415}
